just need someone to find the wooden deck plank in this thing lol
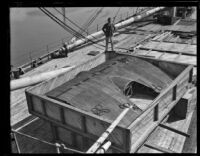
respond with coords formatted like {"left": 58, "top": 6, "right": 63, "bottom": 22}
{"left": 137, "top": 87, "right": 196, "bottom": 153}
{"left": 141, "top": 41, "right": 196, "bottom": 56}
{"left": 182, "top": 108, "right": 197, "bottom": 153}
{"left": 134, "top": 50, "right": 196, "bottom": 66}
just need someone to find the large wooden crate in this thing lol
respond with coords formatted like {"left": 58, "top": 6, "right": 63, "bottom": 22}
{"left": 25, "top": 52, "right": 193, "bottom": 153}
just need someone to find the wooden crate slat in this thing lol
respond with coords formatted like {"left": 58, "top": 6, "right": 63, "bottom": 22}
{"left": 31, "top": 96, "right": 44, "bottom": 114}
{"left": 57, "top": 127, "right": 73, "bottom": 146}
{"left": 44, "top": 101, "right": 61, "bottom": 121}
{"left": 64, "top": 109, "right": 82, "bottom": 130}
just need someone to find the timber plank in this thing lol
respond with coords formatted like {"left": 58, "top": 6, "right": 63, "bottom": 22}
{"left": 141, "top": 41, "right": 196, "bottom": 56}
{"left": 137, "top": 87, "right": 196, "bottom": 153}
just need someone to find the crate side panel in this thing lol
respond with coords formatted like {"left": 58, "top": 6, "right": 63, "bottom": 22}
{"left": 31, "top": 96, "right": 44, "bottom": 114}
{"left": 158, "top": 61, "right": 187, "bottom": 78}
{"left": 86, "top": 117, "right": 108, "bottom": 137}
{"left": 75, "top": 134, "right": 84, "bottom": 150}
{"left": 130, "top": 108, "right": 154, "bottom": 144}
{"left": 44, "top": 101, "right": 61, "bottom": 121}
{"left": 108, "top": 127, "right": 124, "bottom": 147}
{"left": 64, "top": 109, "right": 82, "bottom": 130}
{"left": 85, "top": 117, "right": 126, "bottom": 148}
{"left": 57, "top": 126, "right": 73, "bottom": 146}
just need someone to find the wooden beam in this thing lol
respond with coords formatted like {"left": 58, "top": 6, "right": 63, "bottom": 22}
{"left": 172, "top": 85, "right": 177, "bottom": 101}
{"left": 154, "top": 104, "right": 159, "bottom": 121}
{"left": 42, "top": 100, "right": 47, "bottom": 116}
{"left": 72, "top": 132, "right": 77, "bottom": 149}
{"left": 139, "top": 47, "right": 196, "bottom": 57}
{"left": 189, "top": 69, "right": 193, "bottom": 83}
{"left": 50, "top": 123, "right": 58, "bottom": 142}
{"left": 144, "top": 143, "right": 176, "bottom": 153}
{"left": 60, "top": 107, "right": 65, "bottom": 124}
{"left": 152, "top": 39, "right": 196, "bottom": 45}
{"left": 116, "top": 51, "right": 195, "bottom": 67}
{"left": 159, "top": 123, "right": 190, "bottom": 137}
{"left": 25, "top": 91, "right": 34, "bottom": 112}
{"left": 125, "top": 129, "right": 131, "bottom": 152}
{"left": 81, "top": 115, "right": 89, "bottom": 150}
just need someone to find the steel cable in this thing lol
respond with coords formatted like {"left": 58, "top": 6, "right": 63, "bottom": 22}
{"left": 40, "top": 7, "right": 105, "bottom": 50}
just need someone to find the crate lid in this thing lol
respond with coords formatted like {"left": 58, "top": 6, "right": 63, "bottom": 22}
{"left": 46, "top": 56, "right": 172, "bottom": 128}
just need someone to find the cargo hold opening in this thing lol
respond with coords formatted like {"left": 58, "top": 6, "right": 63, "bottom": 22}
{"left": 124, "top": 81, "right": 159, "bottom": 110}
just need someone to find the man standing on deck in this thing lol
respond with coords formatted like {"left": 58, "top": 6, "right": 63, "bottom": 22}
{"left": 102, "top": 17, "right": 116, "bottom": 51}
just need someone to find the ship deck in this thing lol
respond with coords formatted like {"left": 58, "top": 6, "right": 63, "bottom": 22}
{"left": 11, "top": 9, "right": 197, "bottom": 153}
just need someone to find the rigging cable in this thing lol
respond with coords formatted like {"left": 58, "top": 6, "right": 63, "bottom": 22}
{"left": 40, "top": 7, "right": 108, "bottom": 50}
{"left": 39, "top": 7, "right": 104, "bottom": 50}
{"left": 39, "top": 8, "right": 82, "bottom": 39}
{"left": 53, "top": 7, "right": 105, "bottom": 45}
{"left": 77, "top": 8, "right": 104, "bottom": 36}
{"left": 113, "top": 7, "right": 121, "bottom": 23}
{"left": 53, "top": 7, "right": 129, "bottom": 50}
{"left": 53, "top": 7, "right": 99, "bottom": 38}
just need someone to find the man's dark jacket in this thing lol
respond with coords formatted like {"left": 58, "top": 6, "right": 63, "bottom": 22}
{"left": 102, "top": 23, "right": 116, "bottom": 37}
